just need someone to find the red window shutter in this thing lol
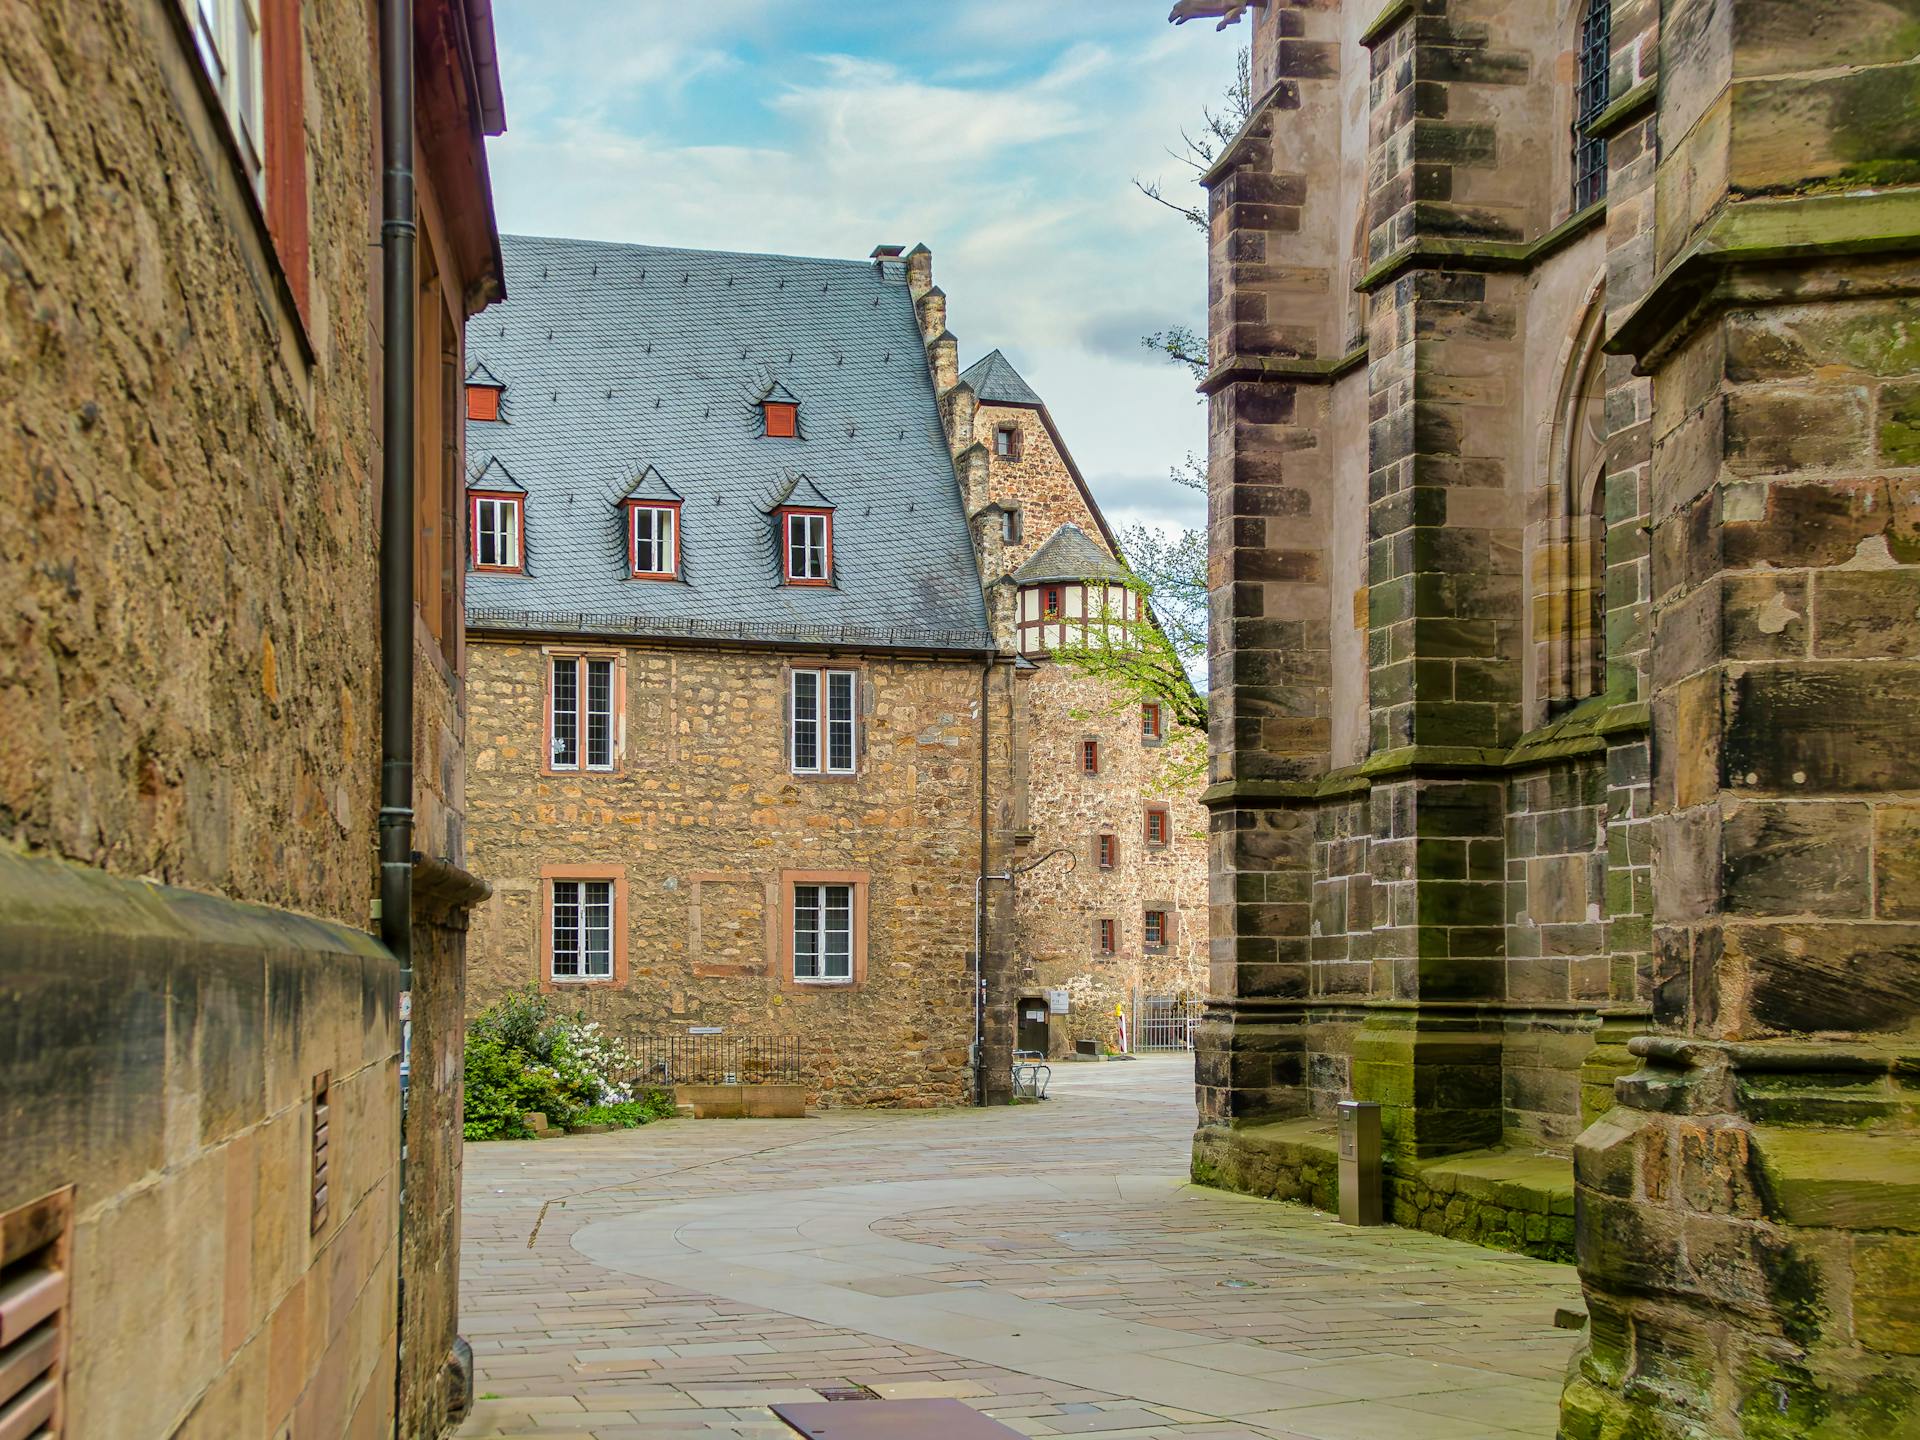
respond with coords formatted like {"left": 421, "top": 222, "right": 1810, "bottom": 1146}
{"left": 467, "top": 386, "right": 500, "bottom": 422}
{"left": 764, "top": 402, "right": 798, "bottom": 437}
{"left": 261, "top": 0, "right": 310, "bottom": 320}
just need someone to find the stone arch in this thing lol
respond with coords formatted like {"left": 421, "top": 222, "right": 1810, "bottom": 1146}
{"left": 1532, "top": 272, "right": 1610, "bottom": 719}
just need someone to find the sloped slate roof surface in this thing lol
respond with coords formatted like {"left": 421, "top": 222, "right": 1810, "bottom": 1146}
{"left": 465, "top": 234, "right": 991, "bottom": 650}
{"left": 958, "top": 349, "right": 1044, "bottom": 408}
{"left": 1013, "top": 522, "right": 1130, "bottom": 585}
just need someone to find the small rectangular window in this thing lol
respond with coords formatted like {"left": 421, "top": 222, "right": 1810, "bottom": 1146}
{"left": 1081, "top": 739, "right": 1100, "bottom": 775}
{"left": 1142, "top": 703, "right": 1163, "bottom": 743}
{"left": 791, "top": 669, "right": 856, "bottom": 775}
{"left": 551, "top": 878, "right": 614, "bottom": 980}
{"left": 472, "top": 494, "right": 520, "bottom": 570}
{"left": 467, "top": 385, "right": 501, "bottom": 422}
{"left": 784, "top": 511, "right": 830, "bottom": 583}
{"left": 1043, "top": 585, "right": 1062, "bottom": 619}
{"left": 1097, "top": 918, "right": 1116, "bottom": 956}
{"left": 1003, "top": 508, "right": 1023, "bottom": 544}
{"left": 1145, "top": 806, "right": 1170, "bottom": 847}
{"left": 191, "top": 0, "right": 266, "bottom": 192}
{"left": 1144, "top": 909, "right": 1167, "bottom": 950}
{"left": 793, "top": 883, "right": 853, "bottom": 981}
{"left": 1097, "top": 834, "right": 1116, "bottom": 870}
{"left": 551, "top": 656, "right": 615, "bottom": 771}
{"left": 631, "top": 503, "right": 677, "bottom": 577}
{"left": 764, "top": 401, "right": 798, "bottom": 438}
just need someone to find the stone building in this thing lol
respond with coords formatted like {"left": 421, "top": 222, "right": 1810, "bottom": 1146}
{"left": 0, "top": 0, "right": 504, "bottom": 1435}
{"left": 460, "top": 239, "right": 1209, "bottom": 1102}
{"left": 940, "top": 344, "right": 1210, "bottom": 1060}
{"left": 1174, "top": 0, "right": 1920, "bottom": 1434}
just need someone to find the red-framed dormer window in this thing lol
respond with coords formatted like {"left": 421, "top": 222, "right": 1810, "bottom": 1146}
{"left": 781, "top": 509, "right": 832, "bottom": 585}
{"left": 470, "top": 491, "right": 522, "bottom": 572}
{"left": 628, "top": 501, "right": 680, "bottom": 579}
{"left": 764, "top": 401, "right": 798, "bottom": 438}
{"left": 467, "top": 385, "right": 501, "bottom": 422}
{"left": 1043, "top": 585, "right": 1062, "bottom": 619}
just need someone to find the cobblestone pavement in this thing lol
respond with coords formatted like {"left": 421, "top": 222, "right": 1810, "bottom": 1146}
{"left": 458, "top": 1056, "right": 1582, "bottom": 1439}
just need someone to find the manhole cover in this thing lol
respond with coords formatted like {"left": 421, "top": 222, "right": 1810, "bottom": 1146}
{"left": 1220, "top": 1278, "right": 1260, "bottom": 1289}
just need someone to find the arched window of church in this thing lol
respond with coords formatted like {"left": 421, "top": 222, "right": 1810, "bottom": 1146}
{"left": 1573, "top": 0, "right": 1610, "bottom": 209}
{"left": 1563, "top": 328, "right": 1609, "bottom": 705}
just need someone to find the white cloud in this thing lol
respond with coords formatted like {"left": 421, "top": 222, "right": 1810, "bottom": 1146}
{"left": 485, "top": 1, "right": 1239, "bottom": 535}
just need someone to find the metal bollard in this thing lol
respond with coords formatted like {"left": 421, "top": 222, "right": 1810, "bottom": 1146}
{"left": 1337, "top": 1100, "right": 1383, "bottom": 1226}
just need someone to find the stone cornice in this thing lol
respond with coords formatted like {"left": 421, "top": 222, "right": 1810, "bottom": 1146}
{"left": 1357, "top": 0, "right": 1414, "bottom": 48}
{"left": 1199, "top": 700, "right": 1651, "bottom": 808}
{"left": 1196, "top": 345, "right": 1368, "bottom": 396}
{"left": 1607, "top": 190, "right": 1920, "bottom": 371}
{"left": 1584, "top": 77, "right": 1655, "bottom": 140}
{"left": 1356, "top": 201, "right": 1606, "bottom": 294}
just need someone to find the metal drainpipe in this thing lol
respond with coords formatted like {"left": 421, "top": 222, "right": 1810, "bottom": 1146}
{"left": 377, "top": 0, "right": 416, "bottom": 1428}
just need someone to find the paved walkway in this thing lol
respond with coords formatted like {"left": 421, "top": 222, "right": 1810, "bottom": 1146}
{"left": 458, "top": 1056, "right": 1582, "bottom": 1439}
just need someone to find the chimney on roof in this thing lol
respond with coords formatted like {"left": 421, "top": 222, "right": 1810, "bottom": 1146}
{"left": 926, "top": 330, "right": 959, "bottom": 393}
{"left": 870, "top": 243, "right": 905, "bottom": 277}
{"left": 915, "top": 286, "right": 946, "bottom": 342}
{"left": 905, "top": 243, "right": 933, "bottom": 299}
{"left": 941, "top": 382, "right": 977, "bottom": 455}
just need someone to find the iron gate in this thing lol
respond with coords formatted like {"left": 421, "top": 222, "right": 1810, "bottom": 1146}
{"left": 1136, "top": 995, "right": 1201, "bottom": 1051}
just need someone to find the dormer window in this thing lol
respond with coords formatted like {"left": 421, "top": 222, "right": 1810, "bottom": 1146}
{"left": 628, "top": 502, "right": 679, "bottom": 579}
{"left": 467, "top": 385, "right": 502, "bottom": 422}
{"left": 782, "top": 509, "right": 831, "bottom": 585}
{"left": 763, "top": 401, "right": 798, "bottom": 438}
{"left": 470, "top": 491, "right": 522, "bottom": 571}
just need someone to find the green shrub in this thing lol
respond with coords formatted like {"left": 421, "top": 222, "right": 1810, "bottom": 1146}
{"left": 462, "top": 988, "right": 673, "bottom": 1141}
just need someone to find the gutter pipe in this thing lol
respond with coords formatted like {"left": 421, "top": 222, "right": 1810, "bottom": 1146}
{"left": 377, "top": 0, "right": 417, "bottom": 1427}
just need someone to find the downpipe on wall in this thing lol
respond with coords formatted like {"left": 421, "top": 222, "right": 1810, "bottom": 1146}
{"left": 377, "top": 0, "right": 416, "bottom": 1428}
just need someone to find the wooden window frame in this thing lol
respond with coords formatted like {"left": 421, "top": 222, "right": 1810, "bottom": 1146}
{"left": 469, "top": 490, "right": 523, "bottom": 573}
{"left": 763, "top": 400, "right": 799, "bottom": 438}
{"left": 467, "top": 384, "right": 502, "bottom": 422}
{"left": 1144, "top": 804, "right": 1171, "bottom": 849}
{"left": 994, "top": 424, "right": 1023, "bottom": 460}
{"left": 1042, "top": 585, "right": 1063, "bottom": 619}
{"left": 545, "top": 650, "right": 625, "bottom": 776}
{"left": 1002, "top": 507, "right": 1023, "bottom": 544}
{"left": 1096, "top": 833, "right": 1117, "bottom": 871}
{"left": 788, "top": 666, "right": 860, "bottom": 777}
{"left": 779, "top": 508, "right": 833, "bottom": 586}
{"left": 627, "top": 500, "right": 681, "bottom": 580}
{"left": 539, "top": 865, "right": 628, "bottom": 989}
{"left": 1096, "top": 917, "right": 1117, "bottom": 958}
{"left": 777, "top": 870, "right": 870, "bottom": 992}
{"left": 1081, "top": 738, "right": 1100, "bottom": 776}
{"left": 1141, "top": 702, "right": 1164, "bottom": 745}
{"left": 1144, "top": 908, "right": 1170, "bottom": 953}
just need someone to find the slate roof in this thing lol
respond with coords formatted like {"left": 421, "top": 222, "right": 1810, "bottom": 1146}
{"left": 464, "top": 234, "right": 992, "bottom": 651}
{"left": 958, "top": 348, "right": 1044, "bottom": 408}
{"left": 1013, "top": 523, "right": 1132, "bottom": 585}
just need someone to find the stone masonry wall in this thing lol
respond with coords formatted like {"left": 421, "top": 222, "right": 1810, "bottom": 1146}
{"left": 1010, "top": 664, "right": 1209, "bottom": 1058}
{"left": 464, "top": 638, "right": 991, "bottom": 1109}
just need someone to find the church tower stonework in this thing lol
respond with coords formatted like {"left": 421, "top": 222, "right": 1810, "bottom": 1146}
{"left": 1176, "top": 0, "right": 1920, "bottom": 1433}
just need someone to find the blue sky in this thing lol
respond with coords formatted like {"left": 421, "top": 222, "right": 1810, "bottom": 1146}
{"left": 484, "top": 1, "right": 1241, "bottom": 538}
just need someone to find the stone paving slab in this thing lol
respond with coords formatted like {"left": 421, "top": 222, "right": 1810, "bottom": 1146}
{"left": 459, "top": 1057, "right": 1580, "bottom": 1439}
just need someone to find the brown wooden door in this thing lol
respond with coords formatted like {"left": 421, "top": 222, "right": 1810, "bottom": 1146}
{"left": 1017, "top": 1001, "right": 1049, "bottom": 1056}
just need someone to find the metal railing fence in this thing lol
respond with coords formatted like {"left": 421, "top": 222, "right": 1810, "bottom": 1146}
{"left": 621, "top": 1034, "right": 804, "bottom": 1087}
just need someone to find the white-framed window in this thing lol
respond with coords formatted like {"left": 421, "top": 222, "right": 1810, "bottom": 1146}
{"left": 784, "top": 511, "right": 830, "bottom": 583}
{"left": 551, "top": 656, "right": 616, "bottom": 771}
{"left": 631, "top": 503, "right": 677, "bottom": 577}
{"left": 472, "top": 494, "right": 520, "bottom": 570}
{"left": 191, "top": 0, "right": 265, "bottom": 191}
{"left": 551, "top": 879, "right": 614, "bottom": 980}
{"left": 789, "top": 668, "right": 857, "bottom": 774}
{"left": 792, "top": 883, "right": 854, "bottom": 982}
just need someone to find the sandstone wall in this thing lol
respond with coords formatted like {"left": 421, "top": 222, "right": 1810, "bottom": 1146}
{"left": 464, "top": 638, "right": 992, "bottom": 1109}
{"left": 0, "top": 2, "right": 483, "bottom": 1434}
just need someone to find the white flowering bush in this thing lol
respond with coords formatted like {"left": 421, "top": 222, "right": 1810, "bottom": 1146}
{"left": 464, "top": 989, "right": 670, "bottom": 1140}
